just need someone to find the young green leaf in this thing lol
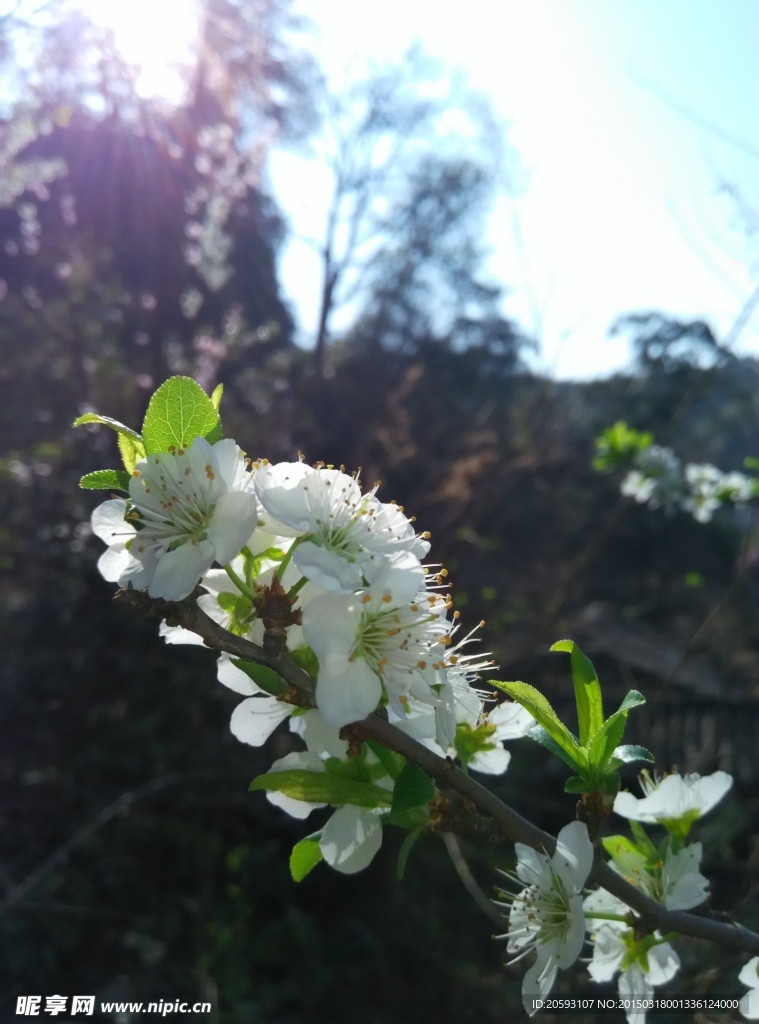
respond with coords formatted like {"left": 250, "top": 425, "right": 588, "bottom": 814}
{"left": 290, "top": 646, "right": 320, "bottom": 681}
{"left": 527, "top": 726, "right": 588, "bottom": 774}
{"left": 550, "top": 639, "right": 604, "bottom": 747}
{"left": 250, "top": 770, "right": 393, "bottom": 809}
{"left": 231, "top": 659, "right": 287, "bottom": 697}
{"left": 608, "top": 744, "right": 654, "bottom": 768}
{"left": 564, "top": 775, "right": 594, "bottom": 794}
{"left": 587, "top": 691, "right": 646, "bottom": 772}
{"left": 396, "top": 828, "right": 422, "bottom": 880}
{"left": 73, "top": 413, "right": 146, "bottom": 473}
{"left": 210, "top": 383, "right": 224, "bottom": 411}
{"left": 141, "top": 376, "right": 222, "bottom": 455}
{"left": 79, "top": 469, "right": 131, "bottom": 492}
{"left": 391, "top": 763, "right": 435, "bottom": 816}
{"left": 365, "top": 739, "right": 406, "bottom": 781}
{"left": 118, "top": 431, "right": 145, "bottom": 474}
{"left": 290, "top": 838, "right": 323, "bottom": 882}
{"left": 493, "top": 680, "right": 587, "bottom": 770}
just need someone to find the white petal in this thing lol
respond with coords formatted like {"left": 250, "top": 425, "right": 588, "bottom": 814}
{"left": 230, "top": 695, "right": 291, "bottom": 746}
{"left": 469, "top": 747, "right": 511, "bottom": 775}
{"left": 217, "top": 653, "right": 260, "bottom": 695}
{"left": 254, "top": 461, "right": 313, "bottom": 533}
{"left": 586, "top": 924, "right": 625, "bottom": 983}
{"left": 552, "top": 821, "right": 594, "bottom": 890}
{"left": 149, "top": 539, "right": 214, "bottom": 600}
{"left": 301, "top": 593, "right": 361, "bottom": 660}
{"left": 522, "top": 950, "right": 558, "bottom": 1016}
{"left": 320, "top": 806, "right": 383, "bottom": 874}
{"left": 556, "top": 893, "right": 586, "bottom": 968}
{"left": 514, "top": 844, "right": 552, "bottom": 888}
{"left": 489, "top": 701, "right": 535, "bottom": 739}
{"left": 646, "top": 941, "right": 680, "bottom": 986}
{"left": 97, "top": 545, "right": 131, "bottom": 582}
{"left": 618, "top": 964, "right": 653, "bottom": 1024}
{"left": 294, "top": 540, "right": 364, "bottom": 593}
{"left": 739, "top": 958, "right": 759, "bottom": 989}
{"left": 315, "top": 656, "right": 382, "bottom": 728}
{"left": 740, "top": 991, "right": 759, "bottom": 1020}
{"left": 91, "top": 499, "right": 130, "bottom": 543}
{"left": 613, "top": 790, "right": 646, "bottom": 821}
{"left": 159, "top": 620, "right": 206, "bottom": 646}
{"left": 300, "top": 709, "right": 350, "bottom": 758}
{"left": 207, "top": 490, "right": 259, "bottom": 565}
{"left": 265, "top": 750, "right": 326, "bottom": 819}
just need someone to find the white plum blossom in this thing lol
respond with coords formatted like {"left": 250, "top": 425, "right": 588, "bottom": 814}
{"left": 92, "top": 436, "right": 258, "bottom": 601}
{"left": 469, "top": 701, "right": 535, "bottom": 774}
{"left": 620, "top": 446, "right": 682, "bottom": 513}
{"left": 262, "top": 745, "right": 390, "bottom": 873}
{"left": 495, "top": 821, "right": 593, "bottom": 1015}
{"left": 584, "top": 887, "right": 680, "bottom": 1024}
{"left": 739, "top": 957, "right": 759, "bottom": 1020}
{"left": 253, "top": 460, "right": 430, "bottom": 593}
{"left": 301, "top": 551, "right": 451, "bottom": 727}
{"left": 614, "top": 770, "right": 732, "bottom": 837}
{"left": 604, "top": 837, "right": 709, "bottom": 911}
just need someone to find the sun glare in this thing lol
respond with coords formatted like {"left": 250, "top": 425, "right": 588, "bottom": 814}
{"left": 74, "top": 0, "right": 201, "bottom": 102}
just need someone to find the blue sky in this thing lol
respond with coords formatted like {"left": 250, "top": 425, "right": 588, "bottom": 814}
{"left": 270, "top": 0, "right": 759, "bottom": 378}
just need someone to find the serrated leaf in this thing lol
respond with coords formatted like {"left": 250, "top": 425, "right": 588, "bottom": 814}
{"left": 118, "top": 431, "right": 145, "bottom": 473}
{"left": 391, "top": 763, "right": 435, "bottom": 815}
{"left": 550, "top": 639, "right": 604, "bottom": 747}
{"left": 210, "top": 383, "right": 224, "bottom": 411}
{"left": 396, "top": 828, "right": 422, "bottom": 880}
{"left": 249, "top": 770, "right": 393, "bottom": 809}
{"left": 527, "top": 726, "right": 588, "bottom": 774}
{"left": 290, "top": 646, "right": 319, "bottom": 681}
{"left": 493, "top": 680, "right": 587, "bottom": 770}
{"left": 141, "top": 376, "right": 222, "bottom": 455}
{"left": 73, "top": 412, "right": 143, "bottom": 443}
{"left": 79, "top": 469, "right": 131, "bottom": 492}
{"left": 231, "top": 659, "right": 286, "bottom": 697}
{"left": 587, "top": 692, "right": 646, "bottom": 772}
{"left": 609, "top": 744, "right": 654, "bottom": 767}
{"left": 365, "top": 739, "right": 406, "bottom": 781}
{"left": 290, "top": 838, "right": 322, "bottom": 882}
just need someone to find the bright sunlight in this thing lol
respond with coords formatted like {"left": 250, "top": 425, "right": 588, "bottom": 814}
{"left": 74, "top": 0, "right": 201, "bottom": 102}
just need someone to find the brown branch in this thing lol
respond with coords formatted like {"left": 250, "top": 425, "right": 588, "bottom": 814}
{"left": 120, "top": 589, "right": 759, "bottom": 957}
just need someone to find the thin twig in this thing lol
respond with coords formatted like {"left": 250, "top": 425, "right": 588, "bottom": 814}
{"left": 442, "top": 833, "right": 506, "bottom": 926}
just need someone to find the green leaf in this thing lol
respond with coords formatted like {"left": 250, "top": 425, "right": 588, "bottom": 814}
{"left": 73, "top": 413, "right": 146, "bottom": 473}
{"left": 365, "top": 739, "right": 406, "bottom": 781}
{"left": 493, "top": 680, "right": 587, "bottom": 770}
{"left": 564, "top": 775, "right": 594, "bottom": 794}
{"left": 527, "top": 726, "right": 587, "bottom": 774}
{"left": 290, "top": 646, "right": 320, "bottom": 681}
{"left": 141, "top": 376, "right": 222, "bottom": 454}
{"left": 550, "top": 639, "right": 604, "bottom": 747}
{"left": 388, "top": 804, "right": 430, "bottom": 830}
{"left": 73, "top": 412, "right": 143, "bottom": 443}
{"left": 210, "top": 383, "right": 224, "bottom": 411}
{"left": 630, "top": 821, "right": 659, "bottom": 859}
{"left": 290, "top": 838, "right": 322, "bottom": 882}
{"left": 587, "top": 691, "right": 646, "bottom": 772}
{"left": 79, "top": 469, "right": 131, "bottom": 492}
{"left": 250, "top": 770, "right": 393, "bottom": 810}
{"left": 396, "top": 828, "right": 422, "bottom": 880}
{"left": 602, "top": 833, "right": 641, "bottom": 861}
{"left": 608, "top": 744, "right": 654, "bottom": 768}
{"left": 390, "top": 763, "right": 435, "bottom": 816}
{"left": 231, "top": 659, "right": 286, "bottom": 697}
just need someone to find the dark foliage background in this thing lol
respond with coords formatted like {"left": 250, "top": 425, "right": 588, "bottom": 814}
{"left": 0, "top": 3, "right": 757, "bottom": 1021}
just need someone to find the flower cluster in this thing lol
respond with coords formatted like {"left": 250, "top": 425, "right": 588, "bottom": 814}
{"left": 619, "top": 445, "right": 755, "bottom": 523}
{"left": 93, "top": 434, "right": 531, "bottom": 876}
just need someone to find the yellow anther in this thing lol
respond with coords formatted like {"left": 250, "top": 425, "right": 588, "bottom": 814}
{"left": 132, "top": 469, "right": 141, "bottom": 478}
{"left": 361, "top": 593, "right": 372, "bottom": 603}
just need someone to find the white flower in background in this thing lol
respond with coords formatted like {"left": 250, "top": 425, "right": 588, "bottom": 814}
{"left": 263, "top": 746, "right": 390, "bottom": 873}
{"left": 721, "top": 471, "right": 755, "bottom": 504}
{"left": 604, "top": 838, "right": 708, "bottom": 911}
{"left": 621, "top": 446, "right": 682, "bottom": 513}
{"left": 584, "top": 889, "right": 680, "bottom": 1024}
{"left": 495, "top": 821, "right": 593, "bottom": 1015}
{"left": 682, "top": 463, "right": 724, "bottom": 522}
{"left": 92, "top": 437, "right": 258, "bottom": 601}
{"left": 739, "top": 957, "right": 759, "bottom": 1020}
{"left": 253, "top": 461, "right": 430, "bottom": 593}
{"left": 614, "top": 770, "right": 732, "bottom": 836}
{"left": 301, "top": 551, "right": 450, "bottom": 727}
